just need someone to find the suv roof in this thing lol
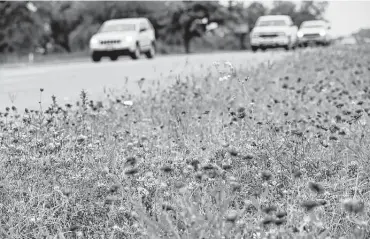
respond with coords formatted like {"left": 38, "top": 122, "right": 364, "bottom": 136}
{"left": 104, "top": 18, "right": 149, "bottom": 25}
{"left": 258, "top": 15, "right": 291, "bottom": 21}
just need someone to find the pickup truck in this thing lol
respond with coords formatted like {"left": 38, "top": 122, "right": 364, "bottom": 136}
{"left": 250, "top": 15, "right": 298, "bottom": 52}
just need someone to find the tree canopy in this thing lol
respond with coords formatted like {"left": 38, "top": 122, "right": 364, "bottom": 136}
{"left": 0, "top": 1, "right": 329, "bottom": 55}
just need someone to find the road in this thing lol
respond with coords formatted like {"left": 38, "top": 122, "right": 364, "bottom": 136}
{"left": 0, "top": 51, "right": 289, "bottom": 110}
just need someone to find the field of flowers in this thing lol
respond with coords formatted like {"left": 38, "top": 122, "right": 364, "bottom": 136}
{"left": 1, "top": 45, "right": 370, "bottom": 239}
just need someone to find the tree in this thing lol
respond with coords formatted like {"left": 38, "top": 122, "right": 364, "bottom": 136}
{"left": 35, "top": 1, "right": 85, "bottom": 53}
{"left": 0, "top": 1, "right": 44, "bottom": 53}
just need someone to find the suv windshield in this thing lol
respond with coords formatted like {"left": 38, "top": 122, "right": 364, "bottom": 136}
{"left": 99, "top": 23, "right": 136, "bottom": 33}
{"left": 301, "top": 21, "right": 325, "bottom": 28}
{"left": 256, "top": 20, "right": 287, "bottom": 27}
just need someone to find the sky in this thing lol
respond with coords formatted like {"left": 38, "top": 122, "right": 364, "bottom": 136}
{"left": 222, "top": 0, "right": 370, "bottom": 37}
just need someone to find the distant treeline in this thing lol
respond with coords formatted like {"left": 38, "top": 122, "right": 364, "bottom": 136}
{"left": 0, "top": 1, "right": 328, "bottom": 55}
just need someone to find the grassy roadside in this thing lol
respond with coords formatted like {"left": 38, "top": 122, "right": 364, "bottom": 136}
{"left": 0, "top": 45, "right": 370, "bottom": 238}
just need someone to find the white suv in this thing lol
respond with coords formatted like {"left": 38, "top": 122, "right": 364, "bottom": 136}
{"left": 250, "top": 15, "right": 298, "bottom": 52}
{"left": 89, "top": 18, "right": 156, "bottom": 62}
{"left": 297, "top": 20, "right": 333, "bottom": 47}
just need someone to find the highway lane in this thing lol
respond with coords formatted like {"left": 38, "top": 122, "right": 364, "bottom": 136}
{"left": 0, "top": 50, "right": 290, "bottom": 110}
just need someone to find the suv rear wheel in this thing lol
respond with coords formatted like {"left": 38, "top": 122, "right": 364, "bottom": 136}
{"left": 145, "top": 42, "right": 155, "bottom": 59}
{"left": 251, "top": 46, "right": 258, "bottom": 52}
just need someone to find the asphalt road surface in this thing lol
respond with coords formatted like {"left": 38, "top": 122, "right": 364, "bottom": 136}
{"left": 0, "top": 51, "right": 290, "bottom": 111}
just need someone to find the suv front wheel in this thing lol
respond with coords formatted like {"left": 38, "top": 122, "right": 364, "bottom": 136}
{"left": 92, "top": 52, "right": 102, "bottom": 62}
{"left": 145, "top": 42, "right": 155, "bottom": 59}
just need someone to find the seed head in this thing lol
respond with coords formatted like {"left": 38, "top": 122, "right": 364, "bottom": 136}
{"left": 40, "top": 88, "right": 44, "bottom": 92}
{"left": 308, "top": 181, "right": 325, "bottom": 194}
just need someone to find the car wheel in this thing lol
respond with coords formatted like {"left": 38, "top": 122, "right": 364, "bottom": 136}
{"left": 130, "top": 43, "right": 140, "bottom": 60}
{"left": 251, "top": 46, "right": 258, "bottom": 52}
{"left": 145, "top": 42, "right": 155, "bottom": 59}
{"left": 109, "top": 55, "right": 118, "bottom": 61}
{"left": 92, "top": 52, "right": 101, "bottom": 62}
{"left": 261, "top": 47, "right": 267, "bottom": 52}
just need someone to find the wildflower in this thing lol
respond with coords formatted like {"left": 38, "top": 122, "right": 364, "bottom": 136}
{"left": 228, "top": 148, "right": 238, "bottom": 156}
{"left": 61, "top": 187, "right": 72, "bottom": 197}
{"left": 40, "top": 88, "right": 44, "bottom": 92}
{"left": 162, "top": 203, "right": 175, "bottom": 211}
{"left": 274, "top": 218, "right": 286, "bottom": 226}
{"left": 174, "top": 181, "right": 186, "bottom": 189}
{"left": 69, "top": 225, "right": 79, "bottom": 232}
{"left": 262, "top": 217, "right": 275, "bottom": 225}
{"left": 109, "top": 184, "right": 121, "bottom": 193}
{"left": 123, "top": 100, "right": 133, "bottom": 106}
{"left": 125, "top": 156, "right": 137, "bottom": 167}
{"left": 189, "top": 159, "right": 200, "bottom": 170}
{"left": 125, "top": 168, "right": 139, "bottom": 175}
{"left": 202, "top": 163, "right": 215, "bottom": 170}
{"left": 308, "top": 181, "right": 325, "bottom": 194}
{"left": 160, "top": 165, "right": 173, "bottom": 173}
{"left": 230, "top": 182, "right": 241, "bottom": 192}
{"left": 261, "top": 170, "right": 273, "bottom": 181}
{"left": 292, "top": 169, "right": 302, "bottom": 179}
{"left": 301, "top": 200, "right": 320, "bottom": 211}
{"left": 194, "top": 172, "right": 204, "bottom": 180}
{"left": 225, "top": 210, "right": 238, "bottom": 223}
{"left": 243, "top": 154, "right": 253, "bottom": 160}
{"left": 105, "top": 195, "right": 120, "bottom": 205}
{"left": 222, "top": 163, "right": 232, "bottom": 170}
{"left": 342, "top": 198, "right": 365, "bottom": 214}
{"left": 317, "top": 199, "right": 327, "bottom": 206}
{"left": 276, "top": 211, "right": 287, "bottom": 218}
{"left": 11, "top": 106, "right": 17, "bottom": 111}
{"left": 262, "top": 205, "right": 277, "bottom": 214}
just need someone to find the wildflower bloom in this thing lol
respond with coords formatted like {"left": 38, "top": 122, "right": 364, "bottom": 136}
{"left": 225, "top": 210, "right": 238, "bottom": 223}
{"left": 308, "top": 181, "right": 325, "bottom": 194}
{"left": 261, "top": 170, "right": 273, "bottom": 181}
{"left": 125, "top": 167, "right": 139, "bottom": 175}
{"left": 342, "top": 198, "right": 365, "bottom": 214}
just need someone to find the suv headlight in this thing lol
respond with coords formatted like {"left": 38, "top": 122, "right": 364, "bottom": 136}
{"left": 90, "top": 38, "right": 98, "bottom": 47}
{"left": 297, "top": 31, "right": 303, "bottom": 38}
{"left": 320, "top": 30, "right": 326, "bottom": 36}
{"left": 125, "top": 36, "right": 133, "bottom": 42}
{"left": 251, "top": 32, "right": 258, "bottom": 38}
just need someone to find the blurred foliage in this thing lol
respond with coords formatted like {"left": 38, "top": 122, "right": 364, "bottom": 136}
{"left": 0, "top": 0, "right": 328, "bottom": 55}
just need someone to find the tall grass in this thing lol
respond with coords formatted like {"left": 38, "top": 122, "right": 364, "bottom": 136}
{"left": 0, "top": 45, "right": 369, "bottom": 238}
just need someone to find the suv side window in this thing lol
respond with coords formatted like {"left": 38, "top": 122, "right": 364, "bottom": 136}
{"left": 140, "top": 21, "right": 147, "bottom": 32}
